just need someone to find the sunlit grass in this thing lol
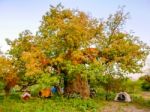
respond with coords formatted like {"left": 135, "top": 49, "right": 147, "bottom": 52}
{"left": 0, "top": 93, "right": 102, "bottom": 112}
{"left": 0, "top": 92, "right": 150, "bottom": 112}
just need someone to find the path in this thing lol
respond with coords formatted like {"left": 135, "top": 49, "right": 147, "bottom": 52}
{"left": 99, "top": 102, "right": 150, "bottom": 112}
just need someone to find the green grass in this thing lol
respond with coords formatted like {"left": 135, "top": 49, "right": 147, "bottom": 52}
{"left": 0, "top": 93, "right": 102, "bottom": 112}
{"left": 0, "top": 92, "right": 150, "bottom": 112}
{"left": 131, "top": 94, "right": 150, "bottom": 108}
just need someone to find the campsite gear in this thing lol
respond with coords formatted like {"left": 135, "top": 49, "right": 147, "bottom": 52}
{"left": 39, "top": 88, "right": 53, "bottom": 98}
{"left": 114, "top": 92, "right": 131, "bottom": 102}
{"left": 21, "top": 92, "right": 31, "bottom": 100}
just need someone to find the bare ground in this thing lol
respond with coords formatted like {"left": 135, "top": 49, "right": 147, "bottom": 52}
{"left": 99, "top": 102, "right": 150, "bottom": 112}
{"left": 141, "top": 92, "right": 150, "bottom": 100}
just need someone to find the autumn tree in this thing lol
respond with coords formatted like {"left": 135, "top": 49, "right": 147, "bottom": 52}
{"left": 37, "top": 5, "right": 149, "bottom": 98}
{"left": 36, "top": 4, "right": 106, "bottom": 98}
{"left": 95, "top": 9, "right": 149, "bottom": 98}
{"left": 7, "top": 29, "right": 61, "bottom": 92}
{"left": 6, "top": 5, "right": 149, "bottom": 98}
{"left": 0, "top": 54, "right": 18, "bottom": 95}
{"left": 6, "top": 30, "right": 51, "bottom": 91}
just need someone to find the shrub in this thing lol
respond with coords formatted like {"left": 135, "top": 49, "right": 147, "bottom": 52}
{"left": 96, "top": 90, "right": 116, "bottom": 101}
{"left": 139, "top": 75, "right": 150, "bottom": 91}
{"left": 141, "top": 81, "right": 150, "bottom": 91}
{"left": 123, "top": 79, "right": 142, "bottom": 93}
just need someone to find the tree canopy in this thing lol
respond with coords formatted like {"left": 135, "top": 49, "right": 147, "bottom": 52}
{"left": 0, "top": 4, "right": 149, "bottom": 97}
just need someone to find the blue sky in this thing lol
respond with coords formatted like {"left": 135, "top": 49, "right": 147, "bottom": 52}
{"left": 0, "top": 0, "right": 150, "bottom": 52}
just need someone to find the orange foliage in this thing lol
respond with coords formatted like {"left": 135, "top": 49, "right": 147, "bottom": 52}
{"left": 70, "top": 51, "right": 85, "bottom": 65}
{"left": 66, "top": 48, "right": 100, "bottom": 65}
{"left": 40, "top": 58, "right": 49, "bottom": 66}
{"left": 5, "top": 74, "right": 18, "bottom": 88}
{"left": 83, "top": 48, "right": 99, "bottom": 62}
{"left": 4, "top": 74, "right": 18, "bottom": 95}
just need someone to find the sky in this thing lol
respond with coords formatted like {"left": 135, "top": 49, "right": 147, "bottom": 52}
{"left": 0, "top": 0, "right": 150, "bottom": 51}
{"left": 0, "top": 0, "right": 150, "bottom": 79}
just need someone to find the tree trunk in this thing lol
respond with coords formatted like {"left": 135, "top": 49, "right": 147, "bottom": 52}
{"left": 64, "top": 74, "right": 90, "bottom": 99}
{"left": 4, "top": 85, "right": 11, "bottom": 96}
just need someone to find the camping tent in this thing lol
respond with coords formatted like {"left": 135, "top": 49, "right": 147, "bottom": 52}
{"left": 114, "top": 92, "right": 131, "bottom": 102}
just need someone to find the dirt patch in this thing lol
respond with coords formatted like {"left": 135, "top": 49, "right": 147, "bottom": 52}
{"left": 100, "top": 102, "right": 150, "bottom": 112}
{"left": 141, "top": 92, "right": 150, "bottom": 100}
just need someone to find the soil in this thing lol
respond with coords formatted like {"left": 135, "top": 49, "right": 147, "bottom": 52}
{"left": 141, "top": 92, "right": 150, "bottom": 100}
{"left": 100, "top": 102, "right": 150, "bottom": 112}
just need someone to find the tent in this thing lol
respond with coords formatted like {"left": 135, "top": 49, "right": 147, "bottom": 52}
{"left": 21, "top": 92, "right": 31, "bottom": 100}
{"left": 114, "top": 92, "right": 131, "bottom": 102}
{"left": 39, "top": 88, "right": 53, "bottom": 98}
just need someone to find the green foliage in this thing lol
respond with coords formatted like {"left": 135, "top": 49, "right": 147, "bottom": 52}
{"left": 37, "top": 73, "right": 60, "bottom": 87}
{"left": 97, "top": 74, "right": 124, "bottom": 93}
{"left": 141, "top": 81, "right": 150, "bottom": 91}
{"left": 139, "top": 75, "right": 150, "bottom": 91}
{"left": 64, "top": 61, "right": 104, "bottom": 81}
{"left": 0, "top": 82, "right": 4, "bottom": 91}
{"left": 97, "top": 91, "right": 116, "bottom": 101}
{"left": 122, "top": 78, "right": 142, "bottom": 93}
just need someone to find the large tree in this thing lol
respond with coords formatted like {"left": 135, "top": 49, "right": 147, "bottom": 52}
{"left": 6, "top": 5, "right": 149, "bottom": 98}
{"left": 38, "top": 4, "right": 104, "bottom": 98}
{"left": 37, "top": 5, "right": 149, "bottom": 98}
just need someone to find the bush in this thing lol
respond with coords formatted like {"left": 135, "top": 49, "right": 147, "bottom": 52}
{"left": 105, "top": 92, "right": 116, "bottom": 101}
{"left": 141, "top": 81, "right": 150, "bottom": 91}
{"left": 119, "top": 78, "right": 142, "bottom": 94}
{"left": 139, "top": 75, "right": 150, "bottom": 91}
{"left": 96, "top": 90, "right": 116, "bottom": 101}
{"left": 28, "top": 84, "right": 42, "bottom": 97}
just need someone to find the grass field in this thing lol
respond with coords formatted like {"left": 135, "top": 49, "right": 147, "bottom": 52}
{"left": 0, "top": 92, "right": 150, "bottom": 112}
{"left": 0, "top": 93, "right": 102, "bottom": 112}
